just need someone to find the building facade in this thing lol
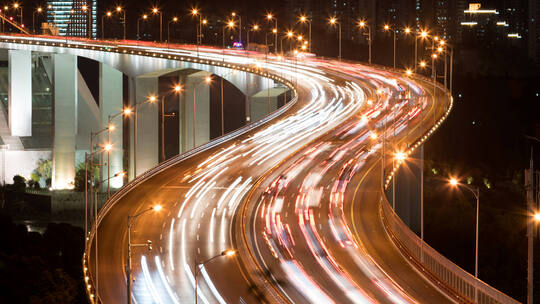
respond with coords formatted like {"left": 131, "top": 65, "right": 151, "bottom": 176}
{"left": 46, "top": 0, "right": 97, "bottom": 38}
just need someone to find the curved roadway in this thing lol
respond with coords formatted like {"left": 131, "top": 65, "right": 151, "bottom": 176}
{"left": 86, "top": 42, "right": 453, "bottom": 303}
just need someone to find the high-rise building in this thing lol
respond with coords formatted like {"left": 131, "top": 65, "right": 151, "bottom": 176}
{"left": 46, "top": 1, "right": 97, "bottom": 38}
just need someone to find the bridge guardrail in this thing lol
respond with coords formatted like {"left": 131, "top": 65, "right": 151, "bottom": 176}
{"left": 380, "top": 90, "right": 520, "bottom": 304}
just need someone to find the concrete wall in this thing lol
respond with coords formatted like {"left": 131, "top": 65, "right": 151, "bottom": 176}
{"left": 8, "top": 50, "right": 32, "bottom": 137}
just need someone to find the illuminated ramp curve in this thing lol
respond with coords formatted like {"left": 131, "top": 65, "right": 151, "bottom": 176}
{"left": 6, "top": 36, "right": 514, "bottom": 303}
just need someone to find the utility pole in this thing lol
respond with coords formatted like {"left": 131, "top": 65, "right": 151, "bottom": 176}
{"left": 526, "top": 147, "right": 539, "bottom": 304}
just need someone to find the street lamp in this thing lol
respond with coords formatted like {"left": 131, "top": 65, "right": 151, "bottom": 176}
{"left": 13, "top": 2, "right": 22, "bottom": 25}
{"left": 126, "top": 205, "right": 162, "bottom": 304}
{"left": 266, "top": 13, "right": 277, "bottom": 53}
{"left": 152, "top": 7, "right": 163, "bottom": 42}
{"left": 33, "top": 6, "right": 43, "bottom": 34}
{"left": 194, "top": 249, "right": 236, "bottom": 304}
{"left": 384, "top": 24, "right": 397, "bottom": 68}
{"left": 137, "top": 14, "right": 148, "bottom": 40}
{"left": 81, "top": 4, "right": 91, "bottom": 38}
{"left": 329, "top": 17, "right": 341, "bottom": 60}
{"left": 299, "top": 15, "right": 311, "bottom": 53}
{"left": 102, "top": 11, "right": 112, "bottom": 40}
{"left": 246, "top": 24, "right": 259, "bottom": 50}
{"left": 168, "top": 16, "right": 178, "bottom": 43}
{"left": 116, "top": 6, "right": 126, "bottom": 40}
{"left": 449, "top": 177, "right": 480, "bottom": 286}
{"left": 231, "top": 12, "right": 242, "bottom": 45}
{"left": 280, "top": 30, "right": 294, "bottom": 54}
{"left": 357, "top": 20, "right": 371, "bottom": 64}
{"left": 191, "top": 76, "right": 212, "bottom": 149}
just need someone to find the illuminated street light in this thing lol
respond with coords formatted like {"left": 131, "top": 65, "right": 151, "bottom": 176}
{"left": 115, "top": 6, "right": 126, "bottom": 40}
{"left": 194, "top": 249, "right": 236, "bottom": 304}
{"left": 405, "top": 69, "right": 413, "bottom": 76}
{"left": 137, "top": 14, "right": 148, "bottom": 40}
{"left": 168, "top": 16, "right": 179, "bottom": 43}
{"left": 384, "top": 24, "right": 397, "bottom": 68}
{"left": 266, "top": 13, "right": 278, "bottom": 53}
{"left": 448, "top": 177, "right": 480, "bottom": 284}
{"left": 394, "top": 151, "right": 406, "bottom": 162}
{"left": 329, "top": 17, "right": 341, "bottom": 60}
{"left": 33, "top": 6, "right": 44, "bottom": 34}
{"left": 299, "top": 15, "right": 312, "bottom": 52}
{"left": 151, "top": 7, "right": 163, "bottom": 42}
{"left": 126, "top": 205, "right": 162, "bottom": 304}
{"left": 419, "top": 60, "right": 427, "bottom": 68}
{"left": 357, "top": 20, "right": 371, "bottom": 64}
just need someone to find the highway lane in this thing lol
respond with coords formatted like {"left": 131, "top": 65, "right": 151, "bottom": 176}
{"left": 86, "top": 42, "right": 452, "bottom": 303}
{"left": 238, "top": 67, "right": 453, "bottom": 303}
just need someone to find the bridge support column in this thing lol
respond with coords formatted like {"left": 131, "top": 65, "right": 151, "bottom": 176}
{"left": 250, "top": 87, "right": 288, "bottom": 122}
{"left": 52, "top": 53, "right": 77, "bottom": 189}
{"left": 181, "top": 71, "right": 210, "bottom": 151}
{"left": 100, "top": 63, "right": 124, "bottom": 189}
{"left": 134, "top": 76, "right": 159, "bottom": 176}
{"left": 8, "top": 49, "right": 32, "bottom": 137}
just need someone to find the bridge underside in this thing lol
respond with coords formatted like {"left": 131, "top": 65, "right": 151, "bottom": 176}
{"left": 0, "top": 48, "right": 289, "bottom": 190}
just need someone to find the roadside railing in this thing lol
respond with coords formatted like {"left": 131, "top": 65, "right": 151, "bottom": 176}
{"left": 380, "top": 88, "right": 520, "bottom": 304}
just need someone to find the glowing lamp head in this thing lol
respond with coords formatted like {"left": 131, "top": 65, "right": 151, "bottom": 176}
{"left": 123, "top": 108, "right": 132, "bottom": 115}
{"left": 419, "top": 61, "right": 427, "bottom": 67}
{"left": 297, "top": 35, "right": 303, "bottom": 41}
{"left": 115, "top": 171, "right": 126, "bottom": 177}
{"left": 153, "top": 205, "right": 163, "bottom": 212}
{"left": 434, "top": 36, "right": 439, "bottom": 41}
{"left": 300, "top": 16, "right": 307, "bottom": 22}
{"left": 395, "top": 151, "right": 406, "bottom": 162}
{"left": 47, "top": 4, "right": 52, "bottom": 9}
{"left": 301, "top": 45, "right": 307, "bottom": 50}
{"left": 384, "top": 24, "right": 390, "bottom": 30}
{"left": 534, "top": 213, "right": 540, "bottom": 222}
{"left": 404, "top": 27, "right": 411, "bottom": 33}
{"left": 227, "top": 20, "right": 235, "bottom": 28}
{"left": 330, "top": 17, "right": 337, "bottom": 24}
{"left": 13, "top": 3, "right": 19, "bottom": 9}
{"left": 449, "top": 178, "right": 459, "bottom": 186}
{"left": 421, "top": 31, "right": 428, "bottom": 38}
{"left": 222, "top": 249, "right": 236, "bottom": 256}
{"left": 405, "top": 69, "right": 412, "bottom": 76}
{"left": 116, "top": 6, "right": 122, "bottom": 12}
{"left": 231, "top": 12, "right": 236, "bottom": 17}
{"left": 440, "top": 40, "right": 446, "bottom": 45}
{"left": 104, "top": 143, "right": 113, "bottom": 151}
{"left": 108, "top": 124, "right": 115, "bottom": 131}
{"left": 267, "top": 13, "right": 273, "bottom": 20}
{"left": 149, "top": 95, "right": 157, "bottom": 102}
{"left": 202, "top": 19, "right": 207, "bottom": 24}
{"left": 370, "top": 133, "right": 377, "bottom": 140}
{"left": 191, "top": 9, "right": 198, "bottom": 15}
{"left": 287, "top": 31, "right": 293, "bottom": 37}
{"left": 82, "top": 5, "right": 88, "bottom": 11}
{"left": 253, "top": 25, "right": 259, "bottom": 30}
{"left": 432, "top": 53, "right": 438, "bottom": 59}
{"left": 358, "top": 21, "right": 365, "bottom": 27}
{"left": 173, "top": 17, "right": 178, "bottom": 22}
{"left": 152, "top": 7, "right": 158, "bottom": 14}
{"left": 142, "top": 14, "right": 148, "bottom": 19}
{"left": 204, "top": 76, "right": 212, "bottom": 83}
{"left": 174, "top": 85, "right": 182, "bottom": 92}
{"left": 272, "top": 28, "right": 277, "bottom": 33}
{"left": 37, "top": 7, "right": 42, "bottom": 12}
{"left": 107, "top": 11, "right": 112, "bottom": 17}
{"left": 437, "top": 47, "right": 443, "bottom": 52}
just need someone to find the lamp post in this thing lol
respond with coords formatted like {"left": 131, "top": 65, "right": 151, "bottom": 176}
{"left": 126, "top": 205, "right": 162, "bottom": 304}
{"left": 415, "top": 30, "right": 429, "bottom": 72}
{"left": 191, "top": 76, "right": 212, "bottom": 149}
{"left": 13, "top": 2, "right": 22, "bottom": 25}
{"left": 191, "top": 9, "right": 200, "bottom": 44}
{"left": 449, "top": 178, "right": 480, "bottom": 297}
{"left": 102, "top": 11, "right": 112, "bottom": 40}
{"left": 151, "top": 7, "right": 162, "bottom": 42}
{"left": 231, "top": 12, "right": 241, "bottom": 45}
{"left": 116, "top": 6, "right": 126, "bottom": 40}
{"left": 81, "top": 4, "right": 90, "bottom": 38}
{"left": 329, "top": 17, "right": 341, "bottom": 60}
{"left": 194, "top": 249, "right": 236, "bottom": 304}
{"left": 168, "top": 17, "right": 178, "bottom": 43}
{"left": 299, "top": 15, "right": 311, "bottom": 53}
{"left": 128, "top": 95, "right": 160, "bottom": 178}
{"left": 266, "top": 13, "right": 277, "bottom": 53}
{"left": 357, "top": 20, "right": 371, "bottom": 64}
{"left": 32, "top": 7, "right": 42, "bottom": 33}
{"left": 106, "top": 108, "right": 132, "bottom": 197}
{"left": 280, "top": 31, "right": 294, "bottom": 54}
{"left": 222, "top": 20, "right": 235, "bottom": 58}
{"left": 384, "top": 24, "right": 396, "bottom": 68}
{"left": 246, "top": 24, "right": 259, "bottom": 51}
{"left": 137, "top": 14, "right": 148, "bottom": 40}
